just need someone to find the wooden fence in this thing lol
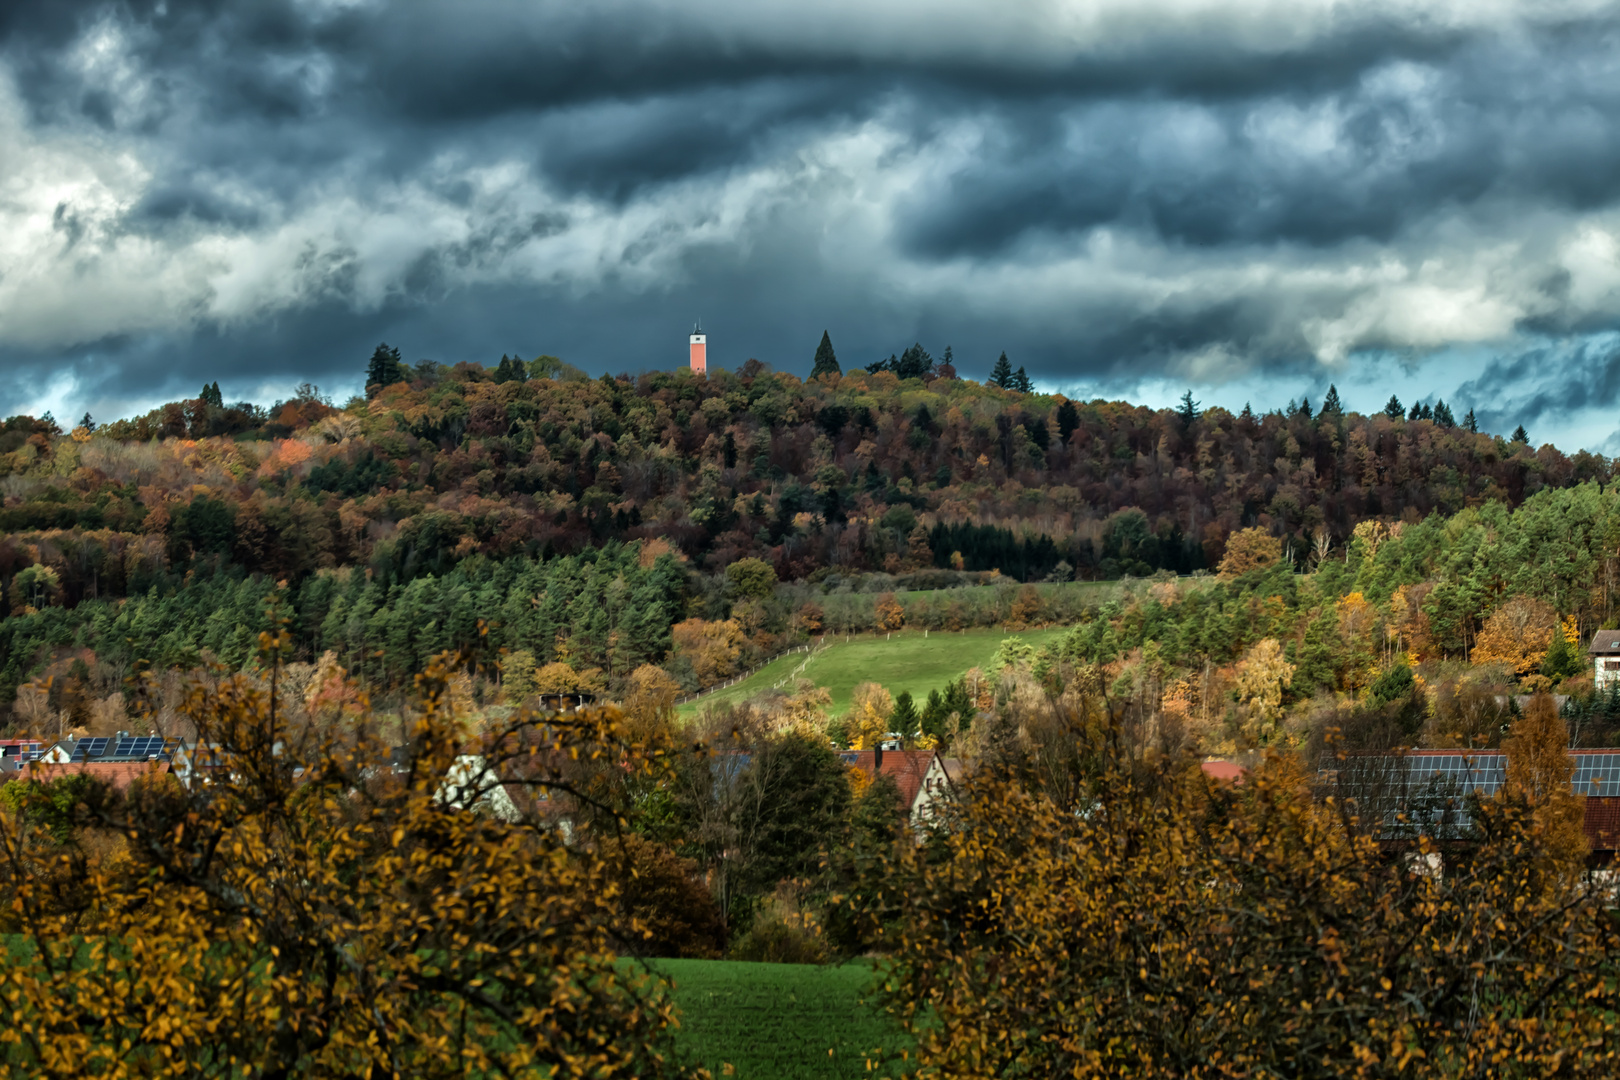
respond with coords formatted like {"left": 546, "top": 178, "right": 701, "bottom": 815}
{"left": 674, "top": 641, "right": 824, "bottom": 706}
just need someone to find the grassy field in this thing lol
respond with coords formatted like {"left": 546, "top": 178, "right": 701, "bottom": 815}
{"left": 656, "top": 959, "right": 915, "bottom": 1079}
{"left": 678, "top": 625, "right": 1071, "bottom": 720}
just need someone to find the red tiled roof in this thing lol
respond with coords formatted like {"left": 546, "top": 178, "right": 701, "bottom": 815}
{"left": 842, "top": 750, "right": 936, "bottom": 809}
{"left": 29, "top": 759, "right": 171, "bottom": 792}
{"left": 1201, "top": 760, "right": 1246, "bottom": 784}
{"left": 1586, "top": 797, "right": 1620, "bottom": 852}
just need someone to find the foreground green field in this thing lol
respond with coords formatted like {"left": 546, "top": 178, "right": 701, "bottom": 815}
{"left": 656, "top": 959, "right": 914, "bottom": 1079}
{"left": 678, "top": 625, "right": 1071, "bottom": 720}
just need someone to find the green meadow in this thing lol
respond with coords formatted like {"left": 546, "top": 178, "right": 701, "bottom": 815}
{"left": 656, "top": 959, "right": 915, "bottom": 1079}
{"left": 678, "top": 624, "right": 1072, "bottom": 720}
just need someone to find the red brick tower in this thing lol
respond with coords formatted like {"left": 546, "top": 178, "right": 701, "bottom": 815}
{"left": 689, "top": 324, "right": 706, "bottom": 374}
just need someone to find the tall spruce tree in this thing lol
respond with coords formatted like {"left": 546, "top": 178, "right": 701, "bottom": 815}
{"left": 1464, "top": 408, "right": 1478, "bottom": 433}
{"left": 1177, "top": 390, "right": 1200, "bottom": 428}
{"left": 896, "top": 343, "right": 934, "bottom": 380}
{"left": 1320, "top": 384, "right": 1343, "bottom": 415}
{"left": 891, "top": 691, "right": 921, "bottom": 739}
{"left": 811, "top": 331, "right": 840, "bottom": 379}
{"left": 1056, "top": 399, "right": 1080, "bottom": 444}
{"left": 1383, "top": 395, "right": 1404, "bottom": 419}
{"left": 1012, "top": 366, "right": 1033, "bottom": 393}
{"left": 990, "top": 352, "right": 1014, "bottom": 388}
{"left": 366, "top": 343, "right": 405, "bottom": 396}
{"left": 199, "top": 382, "right": 223, "bottom": 408}
{"left": 1512, "top": 424, "right": 1530, "bottom": 444}
{"left": 1434, "top": 400, "right": 1456, "bottom": 428}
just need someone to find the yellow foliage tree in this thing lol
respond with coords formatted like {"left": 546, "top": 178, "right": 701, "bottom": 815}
{"left": 1233, "top": 638, "right": 1294, "bottom": 745}
{"left": 1216, "top": 526, "right": 1283, "bottom": 579}
{"left": 864, "top": 725, "right": 1620, "bottom": 1076}
{"left": 1472, "top": 594, "right": 1559, "bottom": 676}
{"left": 776, "top": 680, "right": 834, "bottom": 742}
{"left": 621, "top": 664, "right": 682, "bottom": 739}
{"left": 533, "top": 660, "right": 607, "bottom": 696}
{"left": 0, "top": 640, "right": 704, "bottom": 1078}
{"left": 846, "top": 682, "right": 894, "bottom": 750}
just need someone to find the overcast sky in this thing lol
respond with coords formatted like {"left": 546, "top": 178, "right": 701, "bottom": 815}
{"left": 5, "top": 0, "right": 1620, "bottom": 448}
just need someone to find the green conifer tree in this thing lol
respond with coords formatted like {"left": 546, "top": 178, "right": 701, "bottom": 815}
{"left": 1512, "top": 424, "right": 1530, "bottom": 444}
{"left": 1056, "top": 399, "right": 1080, "bottom": 444}
{"left": 1177, "top": 390, "right": 1201, "bottom": 428}
{"left": 1434, "top": 400, "right": 1456, "bottom": 428}
{"left": 1541, "top": 629, "right": 1582, "bottom": 681}
{"left": 366, "top": 343, "right": 405, "bottom": 397}
{"left": 1012, "top": 366, "right": 1033, "bottom": 393}
{"left": 990, "top": 352, "right": 1014, "bottom": 388}
{"left": 1464, "top": 408, "right": 1478, "bottom": 432}
{"left": 811, "top": 331, "right": 840, "bottom": 379}
{"left": 891, "top": 691, "right": 921, "bottom": 740}
{"left": 1292, "top": 608, "right": 1339, "bottom": 694}
{"left": 1321, "top": 384, "right": 1343, "bottom": 415}
{"left": 1384, "top": 395, "right": 1404, "bottom": 418}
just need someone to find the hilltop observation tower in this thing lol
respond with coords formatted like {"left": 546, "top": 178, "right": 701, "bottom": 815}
{"left": 689, "top": 323, "right": 707, "bottom": 374}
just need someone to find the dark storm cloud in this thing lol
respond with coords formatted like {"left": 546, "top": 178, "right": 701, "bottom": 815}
{"left": 1452, "top": 335, "right": 1620, "bottom": 438}
{"left": 7, "top": 0, "right": 1620, "bottom": 447}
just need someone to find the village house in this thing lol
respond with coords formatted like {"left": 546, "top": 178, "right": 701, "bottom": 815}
{"left": 840, "top": 747, "right": 963, "bottom": 825}
{"left": 1589, "top": 630, "right": 1620, "bottom": 689}
{"left": 27, "top": 733, "right": 187, "bottom": 792}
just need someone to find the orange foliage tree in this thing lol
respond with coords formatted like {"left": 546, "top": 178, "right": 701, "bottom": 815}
{"left": 1502, "top": 693, "right": 1588, "bottom": 873}
{"left": 873, "top": 592, "right": 905, "bottom": 633}
{"left": 0, "top": 636, "right": 707, "bottom": 1079}
{"left": 1472, "top": 594, "right": 1559, "bottom": 676}
{"left": 1008, "top": 584, "right": 1045, "bottom": 628}
{"left": 1215, "top": 526, "right": 1283, "bottom": 579}
{"left": 670, "top": 617, "right": 745, "bottom": 685}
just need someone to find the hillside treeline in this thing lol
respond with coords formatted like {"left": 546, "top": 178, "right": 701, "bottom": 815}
{"left": 1039, "top": 480, "right": 1620, "bottom": 755}
{"left": 0, "top": 355, "right": 1603, "bottom": 610}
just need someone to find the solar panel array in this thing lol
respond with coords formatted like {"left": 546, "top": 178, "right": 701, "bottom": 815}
{"left": 1400, "top": 752, "right": 1620, "bottom": 796}
{"left": 1573, "top": 753, "right": 1620, "bottom": 796}
{"left": 1404, "top": 753, "right": 1507, "bottom": 795}
{"left": 112, "top": 736, "right": 179, "bottom": 760}
{"left": 69, "top": 737, "right": 111, "bottom": 761}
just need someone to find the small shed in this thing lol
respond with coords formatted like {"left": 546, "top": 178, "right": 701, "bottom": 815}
{"left": 1588, "top": 631, "right": 1620, "bottom": 689}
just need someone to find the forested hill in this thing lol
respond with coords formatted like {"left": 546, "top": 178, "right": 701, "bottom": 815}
{"left": 0, "top": 354, "right": 1597, "bottom": 611}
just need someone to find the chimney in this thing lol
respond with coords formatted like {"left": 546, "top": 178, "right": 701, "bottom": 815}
{"left": 873, "top": 744, "right": 883, "bottom": 773}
